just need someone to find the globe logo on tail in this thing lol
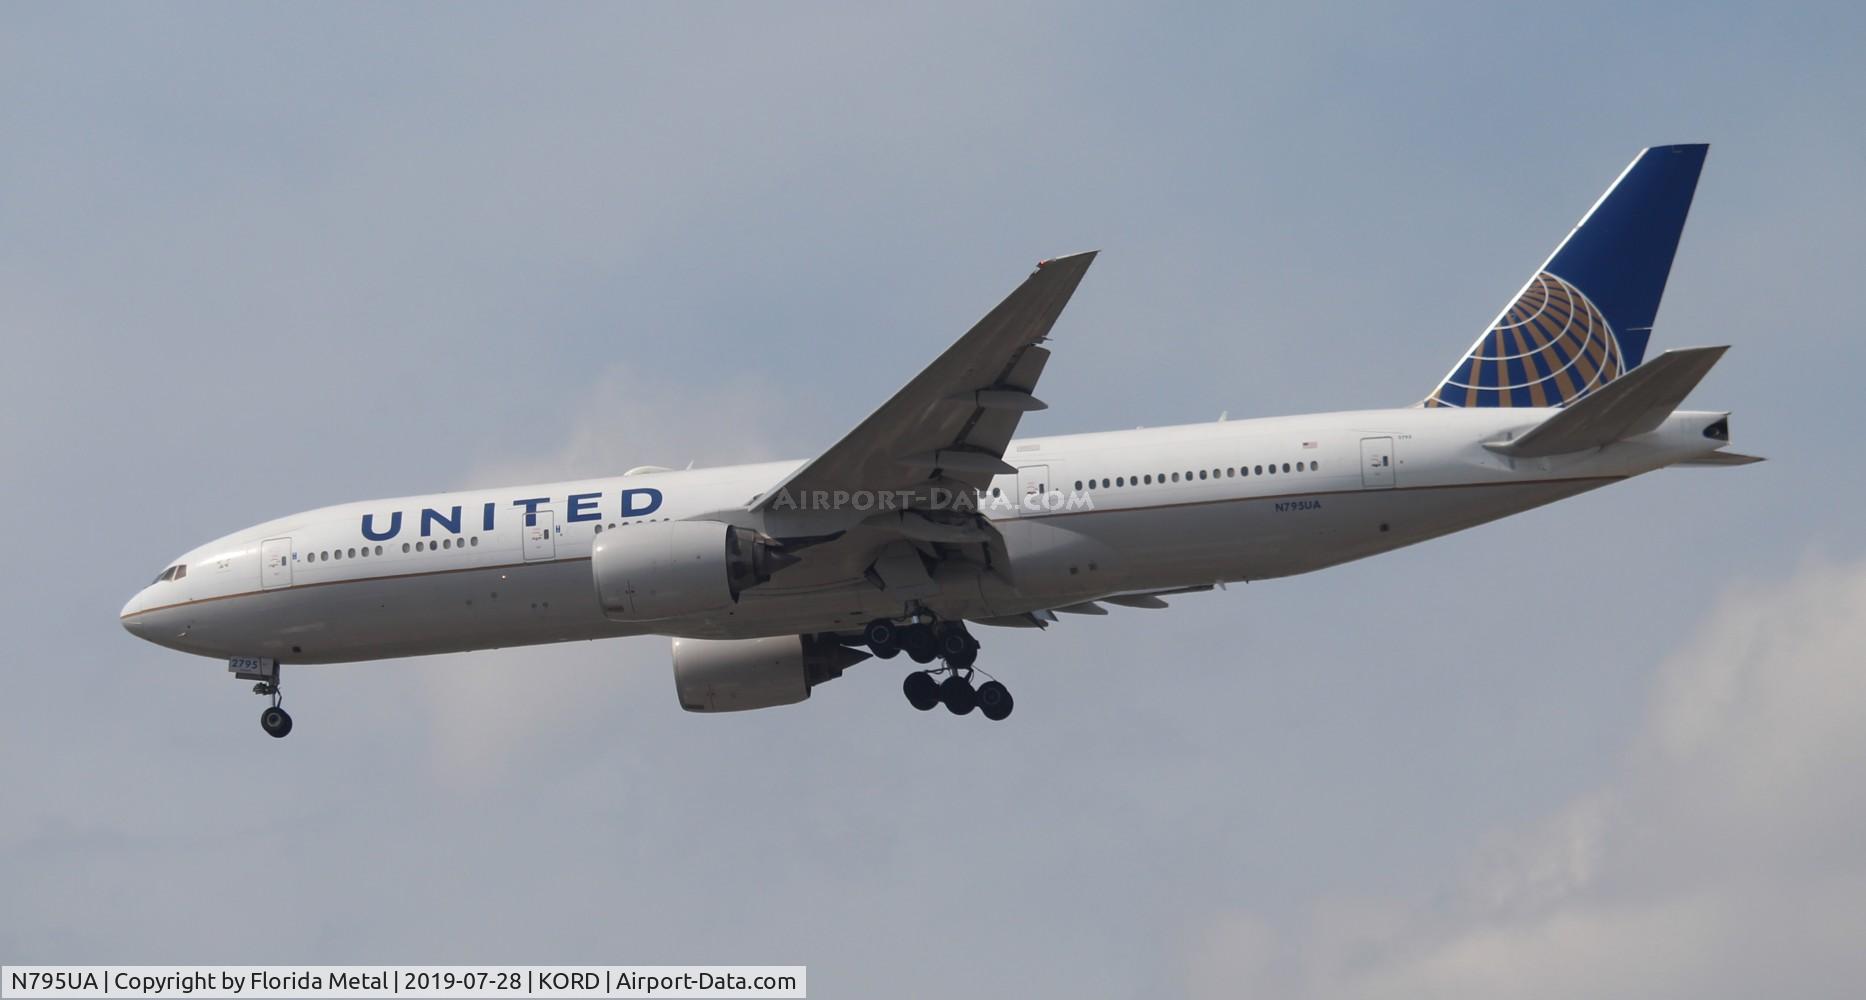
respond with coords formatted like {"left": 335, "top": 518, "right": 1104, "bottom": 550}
{"left": 1426, "top": 271, "right": 1624, "bottom": 408}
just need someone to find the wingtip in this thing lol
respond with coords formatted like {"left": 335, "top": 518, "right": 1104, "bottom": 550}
{"left": 1036, "top": 250, "right": 1099, "bottom": 271}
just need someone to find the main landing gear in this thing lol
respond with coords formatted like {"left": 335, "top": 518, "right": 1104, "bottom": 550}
{"left": 870, "top": 619, "right": 1013, "bottom": 721}
{"left": 231, "top": 657, "right": 293, "bottom": 738}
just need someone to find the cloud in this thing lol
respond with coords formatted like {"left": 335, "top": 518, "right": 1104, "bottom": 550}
{"left": 1188, "top": 557, "right": 1866, "bottom": 1000}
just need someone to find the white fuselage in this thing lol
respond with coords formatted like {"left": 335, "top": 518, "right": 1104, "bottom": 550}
{"left": 119, "top": 406, "right": 1728, "bottom": 664}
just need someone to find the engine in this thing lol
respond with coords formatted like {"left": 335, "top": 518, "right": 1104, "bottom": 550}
{"left": 591, "top": 520, "right": 793, "bottom": 623}
{"left": 671, "top": 635, "right": 870, "bottom": 712}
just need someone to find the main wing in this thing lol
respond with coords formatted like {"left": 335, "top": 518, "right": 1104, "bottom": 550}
{"left": 751, "top": 251, "right": 1097, "bottom": 536}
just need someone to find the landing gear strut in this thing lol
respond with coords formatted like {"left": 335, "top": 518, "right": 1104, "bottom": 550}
{"left": 871, "top": 618, "right": 1011, "bottom": 722}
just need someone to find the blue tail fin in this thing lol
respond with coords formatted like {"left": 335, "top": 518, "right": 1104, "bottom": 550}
{"left": 1424, "top": 144, "right": 1708, "bottom": 408}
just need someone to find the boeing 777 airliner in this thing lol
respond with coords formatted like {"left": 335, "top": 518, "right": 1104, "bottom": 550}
{"left": 122, "top": 144, "right": 1756, "bottom": 737}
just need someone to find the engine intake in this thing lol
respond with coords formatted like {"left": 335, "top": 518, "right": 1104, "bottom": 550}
{"left": 591, "top": 520, "right": 793, "bottom": 623}
{"left": 672, "top": 634, "right": 870, "bottom": 712}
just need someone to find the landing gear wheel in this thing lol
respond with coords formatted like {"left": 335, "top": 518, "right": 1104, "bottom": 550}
{"left": 260, "top": 706, "right": 294, "bottom": 738}
{"left": 939, "top": 674, "right": 977, "bottom": 716}
{"left": 934, "top": 624, "right": 971, "bottom": 659}
{"left": 901, "top": 624, "right": 938, "bottom": 664}
{"left": 902, "top": 671, "right": 940, "bottom": 711}
{"left": 864, "top": 619, "right": 898, "bottom": 651}
{"left": 976, "top": 680, "right": 1014, "bottom": 721}
{"left": 871, "top": 638, "right": 901, "bottom": 660}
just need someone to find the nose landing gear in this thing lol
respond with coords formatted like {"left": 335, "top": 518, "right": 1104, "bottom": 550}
{"left": 231, "top": 657, "right": 293, "bottom": 739}
{"left": 871, "top": 618, "right": 1011, "bottom": 722}
{"left": 259, "top": 699, "right": 293, "bottom": 739}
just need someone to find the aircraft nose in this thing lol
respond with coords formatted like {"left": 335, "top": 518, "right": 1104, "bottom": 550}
{"left": 120, "top": 589, "right": 152, "bottom": 637}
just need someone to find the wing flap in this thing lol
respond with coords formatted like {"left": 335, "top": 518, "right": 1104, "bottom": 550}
{"left": 1673, "top": 450, "right": 1765, "bottom": 466}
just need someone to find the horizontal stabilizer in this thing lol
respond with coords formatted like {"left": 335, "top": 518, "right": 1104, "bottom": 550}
{"left": 1488, "top": 346, "right": 1727, "bottom": 458}
{"left": 1674, "top": 450, "right": 1765, "bottom": 466}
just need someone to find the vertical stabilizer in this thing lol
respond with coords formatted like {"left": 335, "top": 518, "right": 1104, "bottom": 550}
{"left": 1425, "top": 144, "right": 1708, "bottom": 408}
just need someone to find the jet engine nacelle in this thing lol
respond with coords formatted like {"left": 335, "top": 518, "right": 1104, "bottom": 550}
{"left": 671, "top": 635, "right": 870, "bottom": 712}
{"left": 591, "top": 520, "right": 792, "bottom": 623}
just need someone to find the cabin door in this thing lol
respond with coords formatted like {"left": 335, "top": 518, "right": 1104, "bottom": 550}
{"left": 1016, "top": 464, "right": 1052, "bottom": 515}
{"left": 1360, "top": 437, "right": 1396, "bottom": 488}
{"left": 261, "top": 537, "right": 294, "bottom": 589}
{"left": 523, "top": 509, "right": 557, "bottom": 561}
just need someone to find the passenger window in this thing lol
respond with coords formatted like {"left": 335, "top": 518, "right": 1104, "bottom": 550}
{"left": 375, "top": 545, "right": 384, "bottom": 555}
{"left": 1144, "top": 475, "right": 1152, "bottom": 484}
{"left": 402, "top": 543, "right": 411, "bottom": 553}
{"left": 1170, "top": 473, "right": 1179, "bottom": 482}
{"left": 1074, "top": 480, "right": 1083, "bottom": 491}
{"left": 470, "top": 537, "right": 479, "bottom": 547}
{"left": 1282, "top": 463, "right": 1290, "bottom": 473}
{"left": 1254, "top": 465, "right": 1263, "bottom": 475}
{"left": 347, "top": 548, "right": 356, "bottom": 559}
{"left": 1116, "top": 477, "right": 1125, "bottom": 487}
{"left": 1101, "top": 479, "right": 1110, "bottom": 488}
{"left": 1227, "top": 468, "right": 1235, "bottom": 477}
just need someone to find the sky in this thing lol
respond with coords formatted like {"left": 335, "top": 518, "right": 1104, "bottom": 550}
{"left": 3, "top": 3, "right": 1864, "bottom": 996}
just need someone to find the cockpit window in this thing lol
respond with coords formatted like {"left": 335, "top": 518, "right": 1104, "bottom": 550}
{"left": 153, "top": 564, "right": 187, "bottom": 583}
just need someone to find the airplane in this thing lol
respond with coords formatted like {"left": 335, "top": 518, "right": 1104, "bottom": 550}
{"left": 121, "top": 143, "right": 1757, "bottom": 738}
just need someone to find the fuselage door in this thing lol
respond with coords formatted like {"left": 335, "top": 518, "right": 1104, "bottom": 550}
{"left": 1016, "top": 464, "right": 1051, "bottom": 516}
{"left": 261, "top": 537, "right": 293, "bottom": 589}
{"left": 1360, "top": 437, "right": 1396, "bottom": 489}
{"left": 523, "top": 509, "right": 557, "bottom": 561}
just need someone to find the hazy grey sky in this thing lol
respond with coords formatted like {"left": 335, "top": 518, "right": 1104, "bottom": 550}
{"left": 4, "top": 4, "right": 1864, "bottom": 997}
